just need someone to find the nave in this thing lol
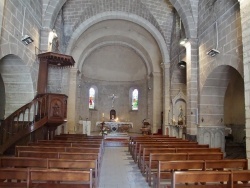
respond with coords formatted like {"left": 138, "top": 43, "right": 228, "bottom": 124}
{"left": 99, "top": 147, "right": 149, "bottom": 188}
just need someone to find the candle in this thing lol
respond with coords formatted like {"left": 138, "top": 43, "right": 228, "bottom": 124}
{"left": 102, "top": 113, "right": 104, "bottom": 118}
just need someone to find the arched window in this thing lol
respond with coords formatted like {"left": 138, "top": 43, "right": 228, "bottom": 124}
{"left": 89, "top": 87, "right": 95, "bottom": 109}
{"left": 132, "top": 89, "right": 138, "bottom": 110}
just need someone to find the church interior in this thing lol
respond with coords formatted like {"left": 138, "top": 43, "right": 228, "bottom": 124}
{"left": 0, "top": 0, "right": 250, "bottom": 187}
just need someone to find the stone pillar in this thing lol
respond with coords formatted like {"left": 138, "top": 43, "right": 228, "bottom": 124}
{"left": 67, "top": 68, "right": 78, "bottom": 133}
{"left": 37, "top": 59, "right": 48, "bottom": 94}
{"left": 40, "top": 27, "right": 51, "bottom": 52}
{"left": 0, "top": 0, "right": 5, "bottom": 38}
{"left": 238, "top": 0, "right": 250, "bottom": 166}
{"left": 161, "top": 62, "right": 171, "bottom": 135}
{"left": 184, "top": 38, "right": 199, "bottom": 141}
{"left": 152, "top": 72, "right": 162, "bottom": 133}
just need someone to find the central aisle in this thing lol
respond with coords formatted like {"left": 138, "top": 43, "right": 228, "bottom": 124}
{"left": 99, "top": 147, "right": 150, "bottom": 188}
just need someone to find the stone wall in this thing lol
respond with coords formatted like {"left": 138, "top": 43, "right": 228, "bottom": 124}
{"left": 77, "top": 77, "right": 148, "bottom": 133}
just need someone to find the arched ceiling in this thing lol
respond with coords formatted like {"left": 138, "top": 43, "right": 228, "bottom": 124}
{"left": 83, "top": 45, "right": 147, "bottom": 82}
{"left": 72, "top": 19, "right": 161, "bottom": 81}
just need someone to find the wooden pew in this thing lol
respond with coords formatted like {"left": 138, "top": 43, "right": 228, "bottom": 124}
{"left": 54, "top": 134, "right": 103, "bottom": 140}
{"left": 153, "top": 159, "right": 248, "bottom": 188}
{"left": 0, "top": 157, "right": 99, "bottom": 187}
{"left": 131, "top": 139, "right": 192, "bottom": 158}
{"left": 0, "top": 156, "right": 48, "bottom": 169}
{"left": 48, "top": 159, "right": 98, "bottom": 187}
{"left": 29, "top": 168, "right": 93, "bottom": 188}
{"left": 16, "top": 151, "right": 101, "bottom": 175}
{"left": 145, "top": 152, "right": 224, "bottom": 186}
{"left": 167, "top": 170, "right": 250, "bottom": 188}
{"left": 170, "top": 171, "right": 231, "bottom": 188}
{"left": 0, "top": 168, "right": 29, "bottom": 188}
{"left": 129, "top": 136, "right": 180, "bottom": 153}
{"left": 15, "top": 146, "right": 102, "bottom": 162}
{"left": 231, "top": 170, "right": 250, "bottom": 187}
{"left": 133, "top": 141, "right": 208, "bottom": 163}
{"left": 139, "top": 147, "right": 221, "bottom": 173}
{"left": 35, "top": 139, "right": 105, "bottom": 153}
{"left": 133, "top": 141, "right": 200, "bottom": 162}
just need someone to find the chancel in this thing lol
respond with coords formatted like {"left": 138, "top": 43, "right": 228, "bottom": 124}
{"left": 96, "top": 109, "right": 133, "bottom": 134}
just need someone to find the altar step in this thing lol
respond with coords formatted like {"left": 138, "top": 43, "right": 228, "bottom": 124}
{"left": 104, "top": 138, "right": 129, "bottom": 147}
{"left": 104, "top": 133, "right": 129, "bottom": 147}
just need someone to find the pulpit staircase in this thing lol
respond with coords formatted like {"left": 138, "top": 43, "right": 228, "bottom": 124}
{"left": 0, "top": 52, "right": 75, "bottom": 155}
{"left": 0, "top": 93, "right": 67, "bottom": 155}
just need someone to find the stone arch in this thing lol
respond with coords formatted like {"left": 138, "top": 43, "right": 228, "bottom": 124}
{"left": 78, "top": 41, "right": 153, "bottom": 77}
{"left": 0, "top": 43, "right": 37, "bottom": 93}
{"left": 169, "top": 0, "right": 197, "bottom": 38}
{"left": 42, "top": 0, "right": 67, "bottom": 28}
{"left": 200, "top": 65, "right": 243, "bottom": 126}
{"left": 200, "top": 56, "right": 243, "bottom": 90}
{"left": 203, "top": 131, "right": 212, "bottom": 146}
{"left": 43, "top": 0, "right": 197, "bottom": 39}
{"left": 66, "top": 12, "right": 170, "bottom": 65}
{"left": 0, "top": 54, "right": 35, "bottom": 117}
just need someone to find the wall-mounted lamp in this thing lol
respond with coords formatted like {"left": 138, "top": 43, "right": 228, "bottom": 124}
{"left": 21, "top": 34, "right": 33, "bottom": 45}
{"left": 21, "top": 7, "right": 33, "bottom": 45}
{"left": 178, "top": 61, "right": 186, "bottom": 69}
{"left": 207, "top": 48, "right": 220, "bottom": 57}
{"left": 207, "top": 22, "right": 220, "bottom": 57}
{"left": 180, "top": 38, "right": 188, "bottom": 46}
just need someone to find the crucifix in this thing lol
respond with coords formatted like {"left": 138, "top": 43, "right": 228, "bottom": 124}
{"left": 108, "top": 94, "right": 118, "bottom": 108}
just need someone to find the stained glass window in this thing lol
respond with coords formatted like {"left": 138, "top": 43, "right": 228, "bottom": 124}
{"left": 89, "top": 87, "right": 95, "bottom": 109}
{"left": 132, "top": 89, "right": 138, "bottom": 110}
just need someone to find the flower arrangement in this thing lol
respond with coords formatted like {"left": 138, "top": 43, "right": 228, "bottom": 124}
{"left": 99, "top": 121, "right": 110, "bottom": 136}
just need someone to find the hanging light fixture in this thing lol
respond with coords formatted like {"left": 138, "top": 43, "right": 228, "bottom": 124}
{"left": 180, "top": 38, "right": 188, "bottom": 46}
{"left": 207, "top": 22, "right": 220, "bottom": 57}
{"left": 178, "top": 60, "right": 186, "bottom": 69}
{"left": 21, "top": 7, "right": 33, "bottom": 45}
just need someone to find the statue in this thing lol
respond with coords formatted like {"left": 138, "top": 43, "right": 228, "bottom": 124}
{"left": 108, "top": 94, "right": 118, "bottom": 108}
{"left": 178, "top": 105, "right": 183, "bottom": 125}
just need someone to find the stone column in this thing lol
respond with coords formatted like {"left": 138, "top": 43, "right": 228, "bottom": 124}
{"left": 0, "top": 0, "right": 5, "bottom": 38}
{"left": 40, "top": 27, "right": 50, "bottom": 52}
{"left": 67, "top": 68, "right": 78, "bottom": 133}
{"left": 152, "top": 72, "right": 162, "bottom": 133}
{"left": 184, "top": 38, "right": 199, "bottom": 141}
{"left": 161, "top": 62, "right": 171, "bottom": 135}
{"left": 238, "top": 0, "right": 250, "bottom": 165}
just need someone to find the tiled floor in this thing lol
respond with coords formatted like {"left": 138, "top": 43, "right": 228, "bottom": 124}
{"left": 99, "top": 147, "right": 150, "bottom": 188}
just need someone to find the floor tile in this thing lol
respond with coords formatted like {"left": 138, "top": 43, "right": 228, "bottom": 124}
{"left": 99, "top": 147, "right": 150, "bottom": 188}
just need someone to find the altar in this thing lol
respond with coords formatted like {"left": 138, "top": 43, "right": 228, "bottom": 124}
{"left": 96, "top": 121, "right": 133, "bottom": 133}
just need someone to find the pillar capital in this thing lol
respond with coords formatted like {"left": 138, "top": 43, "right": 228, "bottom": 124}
{"left": 161, "top": 62, "right": 170, "bottom": 69}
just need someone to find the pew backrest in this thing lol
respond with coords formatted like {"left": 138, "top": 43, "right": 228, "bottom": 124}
{"left": 171, "top": 171, "right": 231, "bottom": 188}
{"left": 29, "top": 168, "right": 93, "bottom": 188}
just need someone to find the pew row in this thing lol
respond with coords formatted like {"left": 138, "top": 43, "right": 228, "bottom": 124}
{"left": 145, "top": 152, "right": 224, "bottom": 186}
{"left": 153, "top": 159, "right": 248, "bottom": 188}
{"left": 169, "top": 170, "right": 250, "bottom": 188}
{"left": 140, "top": 147, "right": 222, "bottom": 173}
{"left": 0, "top": 157, "right": 99, "bottom": 187}
{"left": 0, "top": 168, "right": 94, "bottom": 188}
